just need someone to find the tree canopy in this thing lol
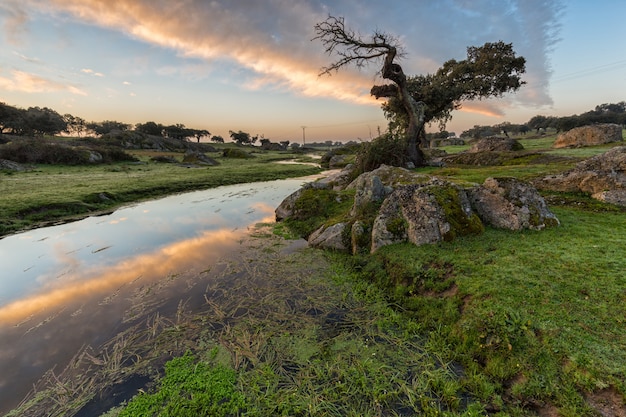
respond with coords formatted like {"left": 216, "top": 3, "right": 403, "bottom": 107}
{"left": 314, "top": 15, "right": 526, "bottom": 167}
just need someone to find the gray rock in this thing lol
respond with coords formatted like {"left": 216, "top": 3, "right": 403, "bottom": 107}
{"left": 275, "top": 187, "right": 305, "bottom": 221}
{"left": 469, "top": 137, "right": 524, "bottom": 152}
{"left": 308, "top": 223, "right": 349, "bottom": 252}
{"left": 535, "top": 146, "right": 626, "bottom": 206}
{"left": 350, "top": 220, "right": 369, "bottom": 254}
{"left": 350, "top": 174, "right": 387, "bottom": 217}
{"left": 470, "top": 177, "right": 559, "bottom": 230}
{"left": 371, "top": 182, "right": 483, "bottom": 252}
{"left": 0, "top": 159, "right": 28, "bottom": 171}
{"left": 182, "top": 150, "right": 219, "bottom": 166}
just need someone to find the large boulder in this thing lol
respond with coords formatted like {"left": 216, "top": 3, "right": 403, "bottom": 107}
{"left": 535, "top": 146, "right": 626, "bottom": 206}
{"left": 182, "top": 149, "right": 219, "bottom": 166}
{"left": 0, "top": 159, "right": 29, "bottom": 171}
{"left": 371, "top": 181, "right": 484, "bottom": 252}
{"left": 469, "top": 137, "right": 524, "bottom": 153}
{"left": 308, "top": 223, "right": 349, "bottom": 252}
{"left": 469, "top": 177, "right": 560, "bottom": 230}
{"left": 553, "top": 124, "right": 623, "bottom": 149}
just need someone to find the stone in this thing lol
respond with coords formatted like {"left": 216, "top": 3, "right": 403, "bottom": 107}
{"left": 371, "top": 182, "right": 483, "bottom": 252}
{"left": 469, "top": 137, "right": 524, "bottom": 153}
{"left": 535, "top": 146, "right": 626, "bottom": 206}
{"left": 470, "top": 177, "right": 559, "bottom": 230}
{"left": 315, "top": 164, "right": 354, "bottom": 190}
{"left": 349, "top": 174, "right": 387, "bottom": 217}
{"left": 275, "top": 187, "right": 305, "bottom": 221}
{"left": 182, "top": 150, "right": 219, "bottom": 165}
{"left": 553, "top": 124, "right": 623, "bottom": 149}
{"left": 308, "top": 223, "right": 349, "bottom": 252}
{"left": 0, "top": 159, "right": 28, "bottom": 171}
{"left": 87, "top": 150, "right": 103, "bottom": 163}
{"left": 350, "top": 220, "right": 369, "bottom": 255}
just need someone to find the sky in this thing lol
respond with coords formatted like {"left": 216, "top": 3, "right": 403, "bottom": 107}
{"left": 0, "top": 0, "right": 624, "bottom": 143}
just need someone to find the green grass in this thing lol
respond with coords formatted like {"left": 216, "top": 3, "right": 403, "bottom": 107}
{"left": 0, "top": 148, "right": 321, "bottom": 236}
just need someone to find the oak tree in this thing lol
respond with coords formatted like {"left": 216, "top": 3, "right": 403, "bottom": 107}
{"left": 314, "top": 15, "right": 526, "bottom": 167}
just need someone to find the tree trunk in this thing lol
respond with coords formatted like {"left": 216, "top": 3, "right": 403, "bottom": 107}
{"left": 381, "top": 48, "right": 426, "bottom": 167}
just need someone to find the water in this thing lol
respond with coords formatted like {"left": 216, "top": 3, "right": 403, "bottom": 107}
{"left": 0, "top": 175, "right": 315, "bottom": 414}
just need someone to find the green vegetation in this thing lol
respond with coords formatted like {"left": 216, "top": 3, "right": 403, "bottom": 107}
{"left": 3, "top": 132, "right": 626, "bottom": 416}
{"left": 119, "top": 351, "right": 245, "bottom": 417}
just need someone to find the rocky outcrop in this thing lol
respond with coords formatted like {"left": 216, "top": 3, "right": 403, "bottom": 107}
{"left": 469, "top": 177, "right": 560, "bottom": 230}
{"left": 0, "top": 159, "right": 30, "bottom": 171}
{"left": 553, "top": 124, "right": 623, "bottom": 149}
{"left": 277, "top": 165, "right": 559, "bottom": 253}
{"left": 182, "top": 150, "right": 219, "bottom": 166}
{"left": 308, "top": 223, "right": 348, "bottom": 251}
{"left": 371, "top": 181, "right": 483, "bottom": 252}
{"left": 535, "top": 146, "right": 626, "bottom": 206}
{"left": 469, "top": 137, "right": 524, "bottom": 153}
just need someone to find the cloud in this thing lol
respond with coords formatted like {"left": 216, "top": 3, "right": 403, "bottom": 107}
{"left": 7, "top": 0, "right": 563, "bottom": 109}
{"left": 81, "top": 68, "right": 104, "bottom": 77}
{"left": 0, "top": 69, "right": 87, "bottom": 95}
{"left": 0, "top": 2, "right": 29, "bottom": 44}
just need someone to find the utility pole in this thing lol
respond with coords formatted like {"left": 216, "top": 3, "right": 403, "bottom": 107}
{"left": 301, "top": 126, "right": 306, "bottom": 146}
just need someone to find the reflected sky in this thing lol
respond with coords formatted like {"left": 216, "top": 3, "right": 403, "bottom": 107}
{"left": 0, "top": 175, "right": 318, "bottom": 412}
{"left": 0, "top": 178, "right": 308, "bottom": 315}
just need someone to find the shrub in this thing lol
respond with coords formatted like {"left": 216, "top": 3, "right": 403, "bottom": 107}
{"left": 222, "top": 148, "right": 254, "bottom": 159}
{"left": 353, "top": 133, "right": 408, "bottom": 177}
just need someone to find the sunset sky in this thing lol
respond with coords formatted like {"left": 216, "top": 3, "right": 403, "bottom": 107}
{"left": 1, "top": 1, "right": 624, "bottom": 142}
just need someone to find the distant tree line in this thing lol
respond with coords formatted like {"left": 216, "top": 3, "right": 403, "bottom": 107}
{"left": 0, "top": 102, "right": 212, "bottom": 142}
{"left": 460, "top": 102, "right": 626, "bottom": 139}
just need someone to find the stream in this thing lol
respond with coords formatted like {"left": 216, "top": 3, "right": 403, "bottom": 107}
{"left": 0, "top": 174, "right": 318, "bottom": 414}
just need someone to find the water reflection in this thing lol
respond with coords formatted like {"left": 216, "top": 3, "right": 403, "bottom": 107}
{"left": 0, "top": 176, "right": 316, "bottom": 413}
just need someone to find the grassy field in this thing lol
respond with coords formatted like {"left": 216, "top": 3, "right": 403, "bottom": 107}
{"left": 4, "top": 134, "right": 626, "bottom": 416}
{"left": 0, "top": 146, "right": 321, "bottom": 237}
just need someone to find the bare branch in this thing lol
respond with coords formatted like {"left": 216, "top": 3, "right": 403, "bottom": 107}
{"left": 313, "top": 15, "right": 405, "bottom": 76}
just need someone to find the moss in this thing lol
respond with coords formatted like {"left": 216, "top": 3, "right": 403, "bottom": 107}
{"left": 385, "top": 215, "right": 407, "bottom": 239}
{"left": 430, "top": 185, "right": 484, "bottom": 241}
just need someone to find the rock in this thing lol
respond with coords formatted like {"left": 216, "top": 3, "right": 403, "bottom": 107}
{"left": 350, "top": 220, "right": 370, "bottom": 254}
{"left": 469, "top": 137, "right": 524, "bottom": 153}
{"left": 308, "top": 223, "right": 349, "bottom": 252}
{"left": 371, "top": 182, "right": 484, "bottom": 252}
{"left": 553, "top": 124, "right": 623, "bottom": 148}
{"left": 182, "top": 150, "right": 219, "bottom": 165}
{"left": 275, "top": 187, "right": 305, "bottom": 221}
{"left": 0, "top": 159, "right": 28, "bottom": 171}
{"left": 346, "top": 164, "right": 433, "bottom": 190}
{"left": 349, "top": 173, "right": 388, "bottom": 217}
{"left": 328, "top": 154, "right": 348, "bottom": 168}
{"left": 535, "top": 146, "right": 626, "bottom": 205}
{"left": 592, "top": 189, "right": 626, "bottom": 206}
{"left": 315, "top": 164, "right": 354, "bottom": 190}
{"left": 470, "top": 177, "right": 559, "bottom": 230}
{"left": 151, "top": 155, "right": 179, "bottom": 163}
{"left": 87, "top": 150, "right": 103, "bottom": 163}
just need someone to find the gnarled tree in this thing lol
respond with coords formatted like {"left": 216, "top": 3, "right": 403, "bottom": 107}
{"left": 314, "top": 15, "right": 526, "bottom": 167}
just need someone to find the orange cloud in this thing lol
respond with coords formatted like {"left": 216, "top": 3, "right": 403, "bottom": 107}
{"left": 0, "top": 69, "right": 87, "bottom": 95}
{"left": 0, "top": 226, "right": 253, "bottom": 326}
{"left": 23, "top": 0, "right": 378, "bottom": 105}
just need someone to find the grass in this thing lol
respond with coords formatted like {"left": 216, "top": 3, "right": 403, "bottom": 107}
{"left": 0, "top": 147, "right": 321, "bottom": 237}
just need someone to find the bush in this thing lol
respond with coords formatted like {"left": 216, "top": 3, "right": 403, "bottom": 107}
{"left": 0, "top": 139, "right": 138, "bottom": 164}
{"left": 353, "top": 134, "right": 408, "bottom": 177}
{"left": 222, "top": 148, "right": 254, "bottom": 159}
